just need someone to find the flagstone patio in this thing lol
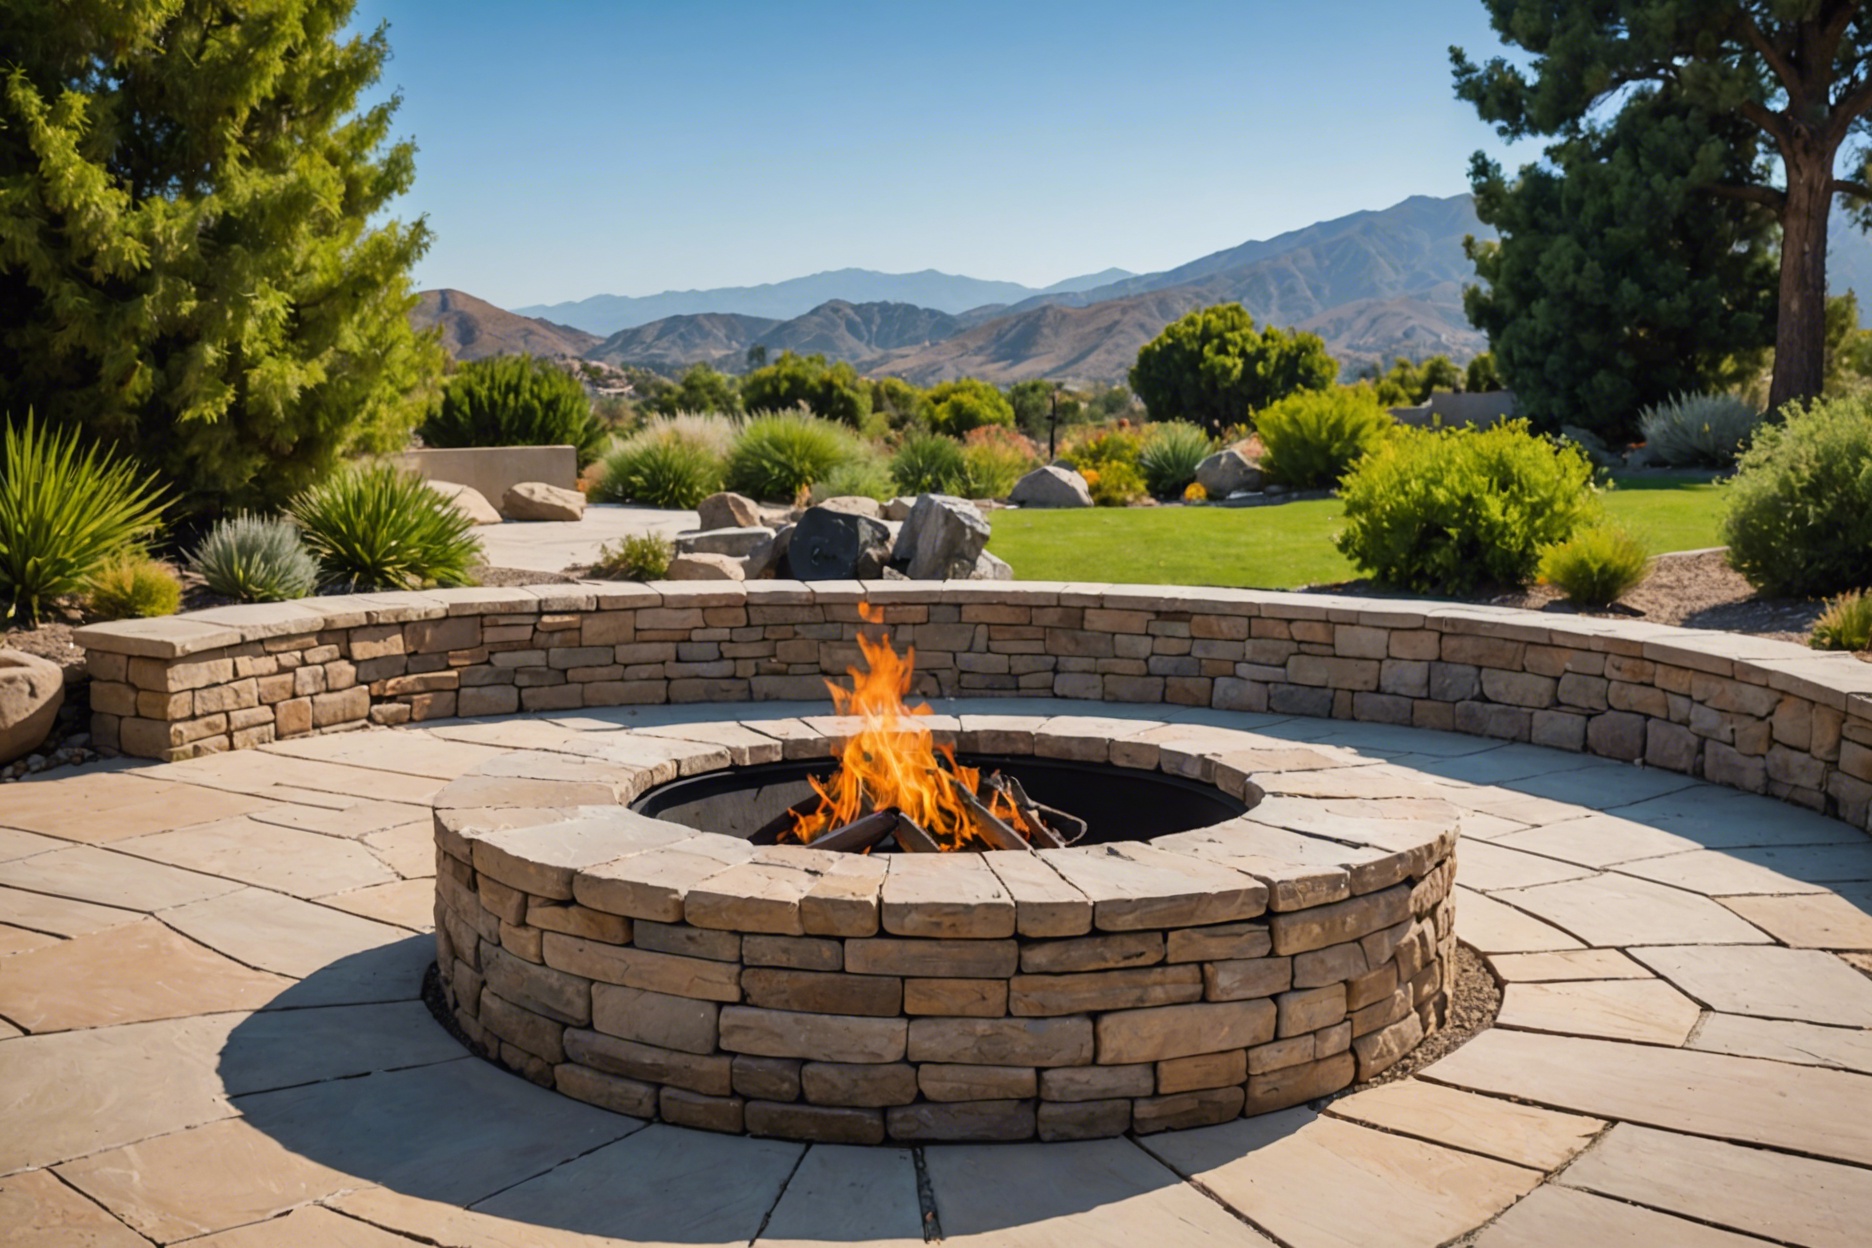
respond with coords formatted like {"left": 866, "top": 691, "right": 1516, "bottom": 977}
{"left": 3, "top": 697, "right": 1870, "bottom": 1246}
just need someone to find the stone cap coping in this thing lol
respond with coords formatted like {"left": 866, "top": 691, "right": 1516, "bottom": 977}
{"left": 431, "top": 715, "right": 1458, "bottom": 938}
{"left": 71, "top": 580, "right": 1872, "bottom": 722}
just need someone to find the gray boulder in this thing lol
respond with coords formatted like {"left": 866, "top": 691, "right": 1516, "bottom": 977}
{"left": 697, "top": 491, "right": 762, "bottom": 531}
{"left": 0, "top": 650, "right": 63, "bottom": 764}
{"left": 884, "top": 496, "right": 918, "bottom": 522}
{"left": 666, "top": 552, "right": 745, "bottom": 581}
{"left": 747, "top": 523, "right": 792, "bottom": 579}
{"left": 424, "top": 480, "right": 502, "bottom": 525}
{"left": 1195, "top": 450, "right": 1262, "bottom": 498}
{"left": 675, "top": 526, "right": 775, "bottom": 559}
{"left": 815, "top": 495, "right": 884, "bottom": 519}
{"left": 1009, "top": 466, "right": 1092, "bottom": 509}
{"left": 501, "top": 481, "right": 585, "bottom": 521}
{"left": 971, "top": 550, "right": 1013, "bottom": 581}
{"left": 894, "top": 494, "right": 991, "bottom": 580}
{"left": 789, "top": 507, "right": 893, "bottom": 581}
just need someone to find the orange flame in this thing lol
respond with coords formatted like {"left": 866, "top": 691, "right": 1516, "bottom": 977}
{"left": 790, "top": 604, "right": 1028, "bottom": 851}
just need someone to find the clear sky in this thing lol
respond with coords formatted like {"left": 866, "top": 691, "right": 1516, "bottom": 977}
{"left": 351, "top": 1, "right": 1530, "bottom": 308}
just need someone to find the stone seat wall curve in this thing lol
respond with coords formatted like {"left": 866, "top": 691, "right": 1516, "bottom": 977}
{"left": 69, "top": 578, "right": 1872, "bottom": 834}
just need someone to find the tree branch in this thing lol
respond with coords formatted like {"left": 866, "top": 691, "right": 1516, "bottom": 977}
{"left": 1831, "top": 178, "right": 1872, "bottom": 198}
{"left": 1739, "top": 98, "right": 1792, "bottom": 147}
{"left": 1828, "top": 74, "right": 1872, "bottom": 147}
{"left": 1740, "top": 12, "right": 1804, "bottom": 106}
{"left": 1706, "top": 182, "right": 1788, "bottom": 209}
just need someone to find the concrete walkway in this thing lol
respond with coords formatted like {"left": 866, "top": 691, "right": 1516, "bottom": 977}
{"left": 473, "top": 504, "right": 697, "bottom": 574}
{"left": 2, "top": 699, "right": 1870, "bottom": 1245}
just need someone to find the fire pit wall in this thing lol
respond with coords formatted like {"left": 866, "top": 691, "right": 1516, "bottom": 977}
{"left": 71, "top": 581, "right": 1872, "bottom": 835}
{"left": 429, "top": 723, "right": 1457, "bottom": 1142}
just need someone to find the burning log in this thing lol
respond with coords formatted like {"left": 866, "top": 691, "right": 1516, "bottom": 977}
{"left": 984, "top": 772, "right": 1086, "bottom": 848}
{"left": 888, "top": 814, "right": 945, "bottom": 853}
{"left": 804, "top": 807, "right": 902, "bottom": 853}
{"left": 948, "top": 780, "right": 1035, "bottom": 852}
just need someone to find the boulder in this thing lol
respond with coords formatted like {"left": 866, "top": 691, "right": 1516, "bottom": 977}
{"left": 747, "top": 523, "right": 792, "bottom": 579}
{"left": 501, "top": 481, "right": 586, "bottom": 521}
{"left": 424, "top": 480, "right": 502, "bottom": 525}
{"left": 789, "top": 507, "right": 893, "bottom": 581}
{"left": 894, "top": 494, "right": 991, "bottom": 580}
{"left": 884, "top": 496, "right": 918, "bottom": 522}
{"left": 0, "top": 651, "right": 64, "bottom": 764}
{"left": 674, "top": 526, "right": 776, "bottom": 559}
{"left": 698, "top": 491, "right": 763, "bottom": 531}
{"left": 815, "top": 496, "right": 884, "bottom": 519}
{"left": 666, "top": 552, "right": 745, "bottom": 581}
{"left": 971, "top": 550, "right": 1014, "bottom": 581}
{"left": 1196, "top": 450, "right": 1263, "bottom": 498}
{"left": 1009, "top": 466, "right": 1092, "bottom": 509}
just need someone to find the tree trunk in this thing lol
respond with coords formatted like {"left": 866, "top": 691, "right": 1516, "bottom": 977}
{"left": 1770, "top": 150, "right": 1835, "bottom": 412}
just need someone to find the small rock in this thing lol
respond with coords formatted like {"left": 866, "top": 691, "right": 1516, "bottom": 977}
{"left": 501, "top": 481, "right": 586, "bottom": 521}
{"left": 1196, "top": 449, "right": 1262, "bottom": 498}
{"left": 755, "top": 524, "right": 794, "bottom": 579}
{"left": 893, "top": 494, "right": 990, "bottom": 580}
{"left": 884, "top": 496, "right": 917, "bottom": 522}
{"left": 675, "top": 527, "right": 776, "bottom": 559}
{"left": 0, "top": 650, "right": 64, "bottom": 765}
{"left": 666, "top": 552, "right": 746, "bottom": 581}
{"left": 971, "top": 550, "right": 1013, "bottom": 580}
{"left": 815, "top": 496, "right": 884, "bottom": 519}
{"left": 698, "top": 491, "right": 763, "bottom": 531}
{"left": 1009, "top": 466, "right": 1093, "bottom": 509}
{"left": 424, "top": 480, "right": 503, "bottom": 525}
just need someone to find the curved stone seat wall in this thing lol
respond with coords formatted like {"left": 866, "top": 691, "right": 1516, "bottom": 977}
{"left": 429, "top": 723, "right": 1458, "bottom": 1141}
{"left": 72, "top": 579, "right": 1872, "bottom": 833}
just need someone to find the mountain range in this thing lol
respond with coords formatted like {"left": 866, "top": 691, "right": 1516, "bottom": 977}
{"left": 411, "top": 192, "right": 1872, "bottom": 386}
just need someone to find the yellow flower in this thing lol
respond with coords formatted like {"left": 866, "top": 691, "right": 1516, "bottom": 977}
{"left": 1182, "top": 481, "right": 1208, "bottom": 501}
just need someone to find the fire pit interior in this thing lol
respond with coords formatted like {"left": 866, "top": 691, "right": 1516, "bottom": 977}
{"left": 432, "top": 610, "right": 1459, "bottom": 1144}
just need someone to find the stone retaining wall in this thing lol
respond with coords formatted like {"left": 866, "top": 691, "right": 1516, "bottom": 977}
{"left": 72, "top": 580, "right": 1872, "bottom": 831}
{"left": 430, "top": 721, "right": 1457, "bottom": 1141}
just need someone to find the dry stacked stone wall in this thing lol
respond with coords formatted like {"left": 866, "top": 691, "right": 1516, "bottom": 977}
{"left": 73, "top": 581, "right": 1872, "bottom": 834}
{"left": 428, "top": 720, "right": 1458, "bottom": 1141}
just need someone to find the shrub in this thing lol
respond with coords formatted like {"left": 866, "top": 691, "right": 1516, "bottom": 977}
{"left": 891, "top": 434, "right": 968, "bottom": 495}
{"left": 870, "top": 377, "right": 928, "bottom": 429}
{"left": 1136, "top": 421, "right": 1213, "bottom": 497}
{"left": 0, "top": 414, "right": 168, "bottom": 623}
{"left": 1811, "top": 589, "right": 1872, "bottom": 651}
{"left": 1638, "top": 393, "right": 1761, "bottom": 467}
{"left": 592, "top": 533, "right": 673, "bottom": 582}
{"left": 1723, "top": 395, "right": 1872, "bottom": 597}
{"left": 1063, "top": 425, "right": 1143, "bottom": 472}
{"left": 86, "top": 557, "right": 182, "bottom": 619}
{"left": 188, "top": 515, "right": 321, "bottom": 603}
{"left": 1087, "top": 460, "right": 1147, "bottom": 507}
{"left": 925, "top": 379, "right": 1017, "bottom": 437}
{"left": 1256, "top": 386, "right": 1393, "bottom": 488}
{"left": 811, "top": 456, "right": 896, "bottom": 504}
{"left": 592, "top": 432, "right": 724, "bottom": 509}
{"left": 289, "top": 464, "right": 481, "bottom": 592}
{"left": 423, "top": 355, "right": 608, "bottom": 466}
{"left": 726, "top": 413, "right": 861, "bottom": 501}
{"left": 1336, "top": 420, "right": 1599, "bottom": 594}
{"left": 1539, "top": 524, "right": 1650, "bottom": 607}
{"left": 740, "top": 352, "right": 873, "bottom": 428}
{"left": 959, "top": 426, "right": 1040, "bottom": 499}
{"left": 1129, "top": 303, "right": 1337, "bottom": 433}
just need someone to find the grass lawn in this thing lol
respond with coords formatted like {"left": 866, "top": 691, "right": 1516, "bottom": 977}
{"left": 986, "top": 472, "right": 1727, "bottom": 590}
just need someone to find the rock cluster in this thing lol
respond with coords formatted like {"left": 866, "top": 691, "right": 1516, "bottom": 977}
{"left": 673, "top": 492, "right": 1007, "bottom": 583}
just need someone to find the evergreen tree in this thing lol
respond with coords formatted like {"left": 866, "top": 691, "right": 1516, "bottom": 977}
{"left": 0, "top": 0, "right": 442, "bottom": 512}
{"left": 1453, "top": 2, "right": 1872, "bottom": 412}
{"left": 1129, "top": 304, "right": 1336, "bottom": 434}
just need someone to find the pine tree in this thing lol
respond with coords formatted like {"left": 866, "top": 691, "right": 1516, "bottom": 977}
{"left": 0, "top": 0, "right": 444, "bottom": 512}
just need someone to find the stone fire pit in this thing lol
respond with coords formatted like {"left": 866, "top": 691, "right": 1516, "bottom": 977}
{"left": 433, "top": 715, "right": 1457, "bottom": 1143}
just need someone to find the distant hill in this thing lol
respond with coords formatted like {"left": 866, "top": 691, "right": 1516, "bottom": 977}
{"left": 514, "top": 267, "right": 1136, "bottom": 335}
{"left": 585, "top": 313, "right": 781, "bottom": 372}
{"left": 410, "top": 289, "right": 600, "bottom": 361}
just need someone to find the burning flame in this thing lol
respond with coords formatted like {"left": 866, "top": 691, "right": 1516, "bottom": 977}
{"left": 789, "top": 604, "right": 1029, "bottom": 851}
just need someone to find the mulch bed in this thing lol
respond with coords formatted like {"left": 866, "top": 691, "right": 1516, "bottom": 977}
{"left": 1344, "top": 943, "right": 1501, "bottom": 1093}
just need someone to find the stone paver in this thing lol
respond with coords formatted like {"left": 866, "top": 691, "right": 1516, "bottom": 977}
{"left": 0, "top": 919, "right": 290, "bottom": 1032}
{"left": 1474, "top": 1184, "right": 1775, "bottom": 1247}
{"left": 1629, "top": 944, "right": 1872, "bottom": 1026}
{"left": 1561, "top": 1122, "right": 1872, "bottom": 1248}
{"left": 4, "top": 696, "right": 1870, "bottom": 1246}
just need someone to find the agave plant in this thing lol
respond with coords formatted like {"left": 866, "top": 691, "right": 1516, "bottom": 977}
{"left": 288, "top": 463, "right": 481, "bottom": 592}
{"left": 188, "top": 514, "right": 322, "bottom": 602}
{"left": 0, "top": 413, "right": 169, "bottom": 623}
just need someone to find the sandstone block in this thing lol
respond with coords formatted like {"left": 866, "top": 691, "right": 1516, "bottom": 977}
{"left": 1018, "top": 930, "right": 1163, "bottom": 974}
{"left": 844, "top": 937, "right": 1017, "bottom": 978}
{"left": 887, "top": 1099, "right": 1036, "bottom": 1142}
{"left": 1095, "top": 999, "right": 1275, "bottom": 1064}
{"left": 555, "top": 1062, "right": 658, "bottom": 1118}
{"left": 1131, "top": 1087, "right": 1245, "bottom": 1134}
{"left": 801, "top": 1061, "right": 918, "bottom": 1107}
{"left": 1009, "top": 965, "right": 1202, "bottom": 1017}
{"left": 744, "top": 1100, "right": 884, "bottom": 1144}
{"left": 1037, "top": 1098, "right": 1131, "bottom": 1140}
{"left": 918, "top": 1063, "right": 1038, "bottom": 1102}
{"left": 1268, "top": 883, "right": 1411, "bottom": 954}
{"left": 1353, "top": 1011, "right": 1425, "bottom": 1081}
{"left": 1202, "top": 957, "right": 1293, "bottom": 1002}
{"left": 480, "top": 990, "right": 565, "bottom": 1063}
{"left": 907, "top": 1016, "right": 1094, "bottom": 1067}
{"left": 481, "top": 941, "right": 591, "bottom": 1025}
{"left": 659, "top": 1087, "right": 744, "bottom": 1133}
{"left": 903, "top": 977, "right": 1007, "bottom": 1017}
{"left": 563, "top": 1028, "right": 732, "bottom": 1095}
{"left": 732, "top": 1055, "right": 802, "bottom": 1102}
{"left": 1276, "top": 984, "right": 1347, "bottom": 1036}
{"left": 741, "top": 967, "right": 902, "bottom": 1017}
{"left": 1244, "top": 1050, "right": 1356, "bottom": 1114}
{"left": 1165, "top": 921, "right": 1272, "bottom": 963}
{"left": 1158, "top": 1048, "right": 1247, "bottom": 1094}
{"left": 719, "top": 1006, "right": 908, "bottom": 1063}
{"left": 541, "top": 934, "right": 741, "bottom": 1003}
{"left": 590, "top": 984, "right": 718, "bottom": 1055}
{"left": 1293, "top": 941, "right": 1369, "bottom": 988}
{"left": 742, "top": 934, "right": 842, "bottom": 971}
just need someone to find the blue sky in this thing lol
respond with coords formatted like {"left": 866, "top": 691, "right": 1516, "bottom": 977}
{"left": 352, "top": 1, "right": 1529, "bottom": 308}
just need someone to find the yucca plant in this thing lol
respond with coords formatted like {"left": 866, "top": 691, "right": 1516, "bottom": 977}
{"left": 890, "top": 434, "right": 968, "bottom": 495}
{"left": 592, "top": 431, "right": 724, "bottom": 508}
{"left": 289, "top": 464, "right": 481, "bottom": 592}
{"left": 1136, "top": 421, "right": 1214, "bottom": 497}
{"left": 726, "top": 412, "right": 862, "bottom": 500}
{"left": 0, "top": 414, "right": 169, "bottom": 623}
{"left": 188, "top": 514, "right": 321, "bottom": 602}
{"left": 1811, "top": 589, "right": 1872, "bottom": 652}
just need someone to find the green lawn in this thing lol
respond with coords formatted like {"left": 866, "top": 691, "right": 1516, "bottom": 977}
{"left": 986, "top": 473, "right": 1727, "bottom": 590}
